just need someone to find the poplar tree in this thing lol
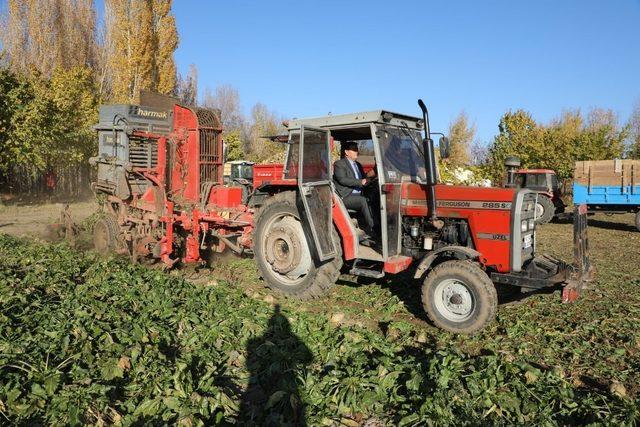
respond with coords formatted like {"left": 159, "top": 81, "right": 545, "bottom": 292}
{"left": 134, "top": 0, "right": 156, "bottom": 96}
{"left": 105, "top": 0, "right": 178, "bottom": 103}
{"left": 0, "top": 0, "right": 96, "bottom": 77}
{"left": 154, "top": 0, "right": 178, "bottom": 94}
{"left": 447, "top": 111, "right": 475, "bottom": 166}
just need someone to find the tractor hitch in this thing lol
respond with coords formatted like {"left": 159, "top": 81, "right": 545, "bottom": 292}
{"left": 491, "top": 204, "right": 593, "bottom": 301}
{"left": 561, "top": 203, "right": 594, "bottom": 302}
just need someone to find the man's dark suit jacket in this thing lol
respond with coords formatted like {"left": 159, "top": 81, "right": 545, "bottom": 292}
{"left": 333, "top": 157, "right": 366, "bottom": 198}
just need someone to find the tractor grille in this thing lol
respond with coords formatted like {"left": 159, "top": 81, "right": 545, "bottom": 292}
{"left": 511, "top": 190, "right": 537, "bottom": 272}
{"left": 129, "top": 138, "right": 158, "bottom": 168}
{"left": 199, "top": 129, "right": 221, "bottom": 192}
{"left": 521, "top": 192, "right": 537, "bottom": 262}
{"left": 195, "top": 105, "right": 222, "bottom": 196}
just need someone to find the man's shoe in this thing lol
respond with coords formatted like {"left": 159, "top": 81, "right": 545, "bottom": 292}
{"left": 358, "top": 234, "right": 371, "bottom": 245}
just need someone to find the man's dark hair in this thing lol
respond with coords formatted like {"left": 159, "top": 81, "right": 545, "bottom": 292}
{"left": 341, "top": 141, "right": 359, "bottom": 157}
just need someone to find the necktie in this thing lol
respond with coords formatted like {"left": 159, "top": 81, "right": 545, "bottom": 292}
{"left": 350, "top": 160, "right": 361, "bottom": 194}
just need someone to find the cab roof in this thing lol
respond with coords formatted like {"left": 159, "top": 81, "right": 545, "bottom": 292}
{"left": 286, "top": 110, "right": 423, "bottom": 131}
{"left": 517, "top": 169, "right": 556, "bottom": 174}
{"left": 227, "top": 160, "right": 254, "bottom": 165}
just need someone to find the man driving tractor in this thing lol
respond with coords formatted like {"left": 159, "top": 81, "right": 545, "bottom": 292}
{"left": 333, "top": 141, "right": 378, "bottom": 243}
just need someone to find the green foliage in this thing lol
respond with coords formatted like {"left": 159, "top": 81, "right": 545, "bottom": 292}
{"left": 48, "top": 67, "right": 99, "bottom": 163}
{"left": 485, "top": 110, "right": 544, "bottom": 184}
{"left": 0, "top": 66, "right": 98, "bottom": 173}
{"left": 247, "top": 102, "right": 284, "bottom": 163}
{"left": 0, "top": 234, "right": 637, "bottom": 425}
{"left": 485, "top": 109, "right": 628, "bottom": 183}
{"left": 0, "top": 68, "right": 36, "bottom": 171}
{"left": 223, "top": 129, "right": 244, "bottom": 162}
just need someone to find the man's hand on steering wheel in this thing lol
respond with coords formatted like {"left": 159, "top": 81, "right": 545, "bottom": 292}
{"left": 363, "top": 176, "right": 378, "bottom": 186}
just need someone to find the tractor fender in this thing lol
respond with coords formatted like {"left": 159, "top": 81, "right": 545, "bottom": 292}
{"left": 413, "top": 246, "right": 481, "bottom": 279}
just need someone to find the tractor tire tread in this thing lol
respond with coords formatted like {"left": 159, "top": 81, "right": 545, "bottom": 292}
{"left": 254, "top": 191, "right": 343, "bottom": 300}
{"left": 536, "top": 195, "right": 555, "bottom": 224}
{"left": 422, "top": 259, "right": 497, "bottom": 334}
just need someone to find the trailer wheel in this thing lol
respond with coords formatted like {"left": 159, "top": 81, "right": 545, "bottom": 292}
{"left": 422, "top": 260, "right": 497, "bottom": 334}
{"left": 535, "top": 195, "right": 555, "bottom": 224}
{"left": 93, "top": 215, "right": 122, "bottom": 253}
{"left": 254, "top": 191, "right": 343, "bottom": 299}
{"left": 635, "top": 211, "right": 640, "bottom": 232}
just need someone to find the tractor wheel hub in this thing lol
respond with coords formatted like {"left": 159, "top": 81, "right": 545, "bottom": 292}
{"left": 264, "top": 216, "right": 311, "bottom": 280}
{"left": 435, "top": 279, "right": 475, "bottom": 321}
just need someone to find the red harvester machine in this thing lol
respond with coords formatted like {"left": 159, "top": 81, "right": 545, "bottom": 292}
{"left": 90, "top": 98, "right": 593, "bottom": 333}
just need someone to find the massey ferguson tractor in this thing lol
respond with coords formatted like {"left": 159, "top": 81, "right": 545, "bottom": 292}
{"left": 504, "top": 156, "right": 566, "bottom": 224}
{"left": 90, "top": 99, "right": 592, "bottom": 334}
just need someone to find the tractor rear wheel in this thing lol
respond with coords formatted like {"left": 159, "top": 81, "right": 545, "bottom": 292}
{"left": 254, "top": 191, "right": 343, "bottom": 299}
{"left": 535, "top": 195, "right": 555, "bottom": 224}
{"left": 93, "top": 215, "right": 122, "bottom": 253}
{"left": 635, "top": 211, "right": 640, "bottom": 232}
{"left": 421, "top": 260, "right": 497, "bottom": 334}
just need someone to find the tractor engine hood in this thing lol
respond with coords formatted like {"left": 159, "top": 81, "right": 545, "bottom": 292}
{"left": 401, "top": 183, "right": 517, "bottom": 214}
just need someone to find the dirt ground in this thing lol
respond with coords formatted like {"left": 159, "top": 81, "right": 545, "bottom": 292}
{"left": 0, "top": 197, "right": 97, "bottom": 239}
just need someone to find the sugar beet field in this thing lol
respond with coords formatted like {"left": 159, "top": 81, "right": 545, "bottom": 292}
{"left": 1, "top": 208, "right": 639, "bottom": 425}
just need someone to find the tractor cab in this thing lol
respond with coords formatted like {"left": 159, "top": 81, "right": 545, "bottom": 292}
{"left": 224, "top": 160, "right": 254, "bottom": 184}
{"left": 504, "top": 157, "right": 565, "bottom": 223}
{"left": 515, "top": 169, "right": 561, "bottom": 196}
{"left": 223, "top": 160, "right": 255, "bottom": 204}
{"left": 283, "top": 111, "right": 431, "bottom": 273}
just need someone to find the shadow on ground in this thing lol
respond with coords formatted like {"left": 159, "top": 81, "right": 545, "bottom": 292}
{"left": 238, "top": 304, "right": 312, "bottom": 426}
{"left": 586, "top": 217, "right": 638, "bottom": 232}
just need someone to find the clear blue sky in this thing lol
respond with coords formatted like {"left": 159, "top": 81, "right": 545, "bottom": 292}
{"left": 170, "top": 0, "right": 640, "bottom": 144}
{"left": 16, "top": 1, "right": 628, "bottom": 141}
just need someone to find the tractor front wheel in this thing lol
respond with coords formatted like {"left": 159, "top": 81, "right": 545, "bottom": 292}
{"left": 534, "top": 195, "right": 555, "bottom": 224}
{"left": 635, "top": 211, "right": 640, "bottom": 232}
{"left": 254, "top": 191, "right": 343, "bottom": 299}
{"left": 422, "top": 260, "right": 497, "bottom": 334}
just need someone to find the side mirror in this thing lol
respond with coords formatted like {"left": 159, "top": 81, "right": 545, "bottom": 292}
{"left": 439, "top": 136, "right": 450, "bottom": 159}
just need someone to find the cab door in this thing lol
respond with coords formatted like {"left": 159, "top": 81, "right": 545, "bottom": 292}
{"left": 298, "top": 125, "right": 336, "bottom": 261}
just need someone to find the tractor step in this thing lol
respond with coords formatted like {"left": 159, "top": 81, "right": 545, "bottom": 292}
{"left": 349, "top": 259, "right": 385, "bottom": 279}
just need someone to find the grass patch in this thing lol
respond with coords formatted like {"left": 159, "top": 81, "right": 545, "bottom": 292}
{"left": 0, "top": 213, "right": 639, "bottom": 425}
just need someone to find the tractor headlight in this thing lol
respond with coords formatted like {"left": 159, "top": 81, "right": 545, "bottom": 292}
{"left": 521, "top": 221, "right": 528, "bottom": 232}
{"left": 528, "top": 219, "right": 535, "bottom": 230}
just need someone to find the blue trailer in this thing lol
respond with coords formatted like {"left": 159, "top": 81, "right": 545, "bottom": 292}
{"left": 573, "top": 160, "right": 640, "bottom": 231}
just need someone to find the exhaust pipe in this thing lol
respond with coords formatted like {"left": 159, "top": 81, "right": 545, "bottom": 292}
{"left": 504, "top": 156, "right": 521, "bottom": 188}
{"left": 417, "top": 99, "right": 438, "bottom": 223}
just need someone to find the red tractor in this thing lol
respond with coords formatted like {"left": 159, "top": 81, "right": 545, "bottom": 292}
{"left": 90, "top": 99, "right": 592, "bottom": 334}
{"left": 504, "top": 156, "right": 566, "bottom": 224}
